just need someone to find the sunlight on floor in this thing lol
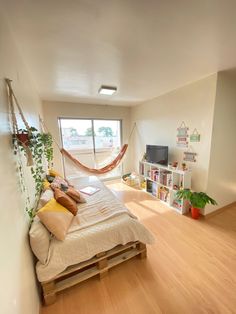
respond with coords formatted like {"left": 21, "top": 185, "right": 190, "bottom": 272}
{"left": 106, "top": 180, "right": 172, "bottom": 218}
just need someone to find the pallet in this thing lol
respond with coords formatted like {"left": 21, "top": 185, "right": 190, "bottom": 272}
{"left": 41, "top": 241, "right": 147, "bottom": 305}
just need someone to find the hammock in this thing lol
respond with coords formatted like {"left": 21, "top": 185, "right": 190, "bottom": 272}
{"left": 5, "top": 78, "right": 135, "bottom": 175}
{"left": 60, "top": 145, "right": 128, "bottom": 175}
{"left": 39, "top": 115, "right": 136, "bottom": 175}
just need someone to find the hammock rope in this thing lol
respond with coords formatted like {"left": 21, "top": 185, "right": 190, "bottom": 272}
{"left": 40, "top": 116, "right": 136, "bottom": 174}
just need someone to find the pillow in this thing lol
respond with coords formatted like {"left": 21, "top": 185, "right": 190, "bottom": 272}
{"left": 66, "top": 187, "right": 86, "bottom": 203}
{"left": 38, "top": 189, "right": 54, "bottom": 209}
{"left": 49, "top": 169, "right": 63, "bottom": 178}
{"left": 51, "top": 176, "right": 69, "bottom": 190}
{"left": 54, "top": 188, "right": 78, "bottom": 216}
{"left": 29, "top": 216, "right": 51, "bottom": 264}
{"left": 37, "top": 198, "right": 73, "bottom": 241}
{"left": 46, "top": 175, "right": 55, "bottom": 183}
{"left": 43, "top": 179, "right": 51, "bottom": 190}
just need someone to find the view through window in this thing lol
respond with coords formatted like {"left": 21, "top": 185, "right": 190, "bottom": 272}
{"left": 59, "top": 118, "right": 122, "bottom": 179}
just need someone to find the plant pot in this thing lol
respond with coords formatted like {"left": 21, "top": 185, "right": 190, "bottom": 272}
{"left": 191, "top": 207, "right": 200, "bottom": 219}
{"left": 15, "top": 133, "right": 30, "bottom": 146}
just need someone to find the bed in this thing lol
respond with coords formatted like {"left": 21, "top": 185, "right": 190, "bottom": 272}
{"left": 30, "top": 176, "right": 154, "bottom": 305}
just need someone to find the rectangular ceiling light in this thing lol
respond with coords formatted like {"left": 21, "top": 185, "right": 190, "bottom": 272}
{"left": 98, "top": 85, "right": 117, "bottom": 95}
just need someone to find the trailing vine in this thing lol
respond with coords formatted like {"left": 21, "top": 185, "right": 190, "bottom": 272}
{"left": 13, "top": 127, "right": 54, "bottom": 218}
{"left": 6, "top": 78, "right": 54, "bottom": 219}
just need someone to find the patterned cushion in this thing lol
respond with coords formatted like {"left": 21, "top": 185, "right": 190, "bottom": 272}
{"left": 66, "top": 187, "right": 86, "bottom": 203}
{"left": 51, "top": 176, "right": 69, "bottom": 190}
{"left": 54, "top": 188, "right": 78, "bottom": 216}
{"left": 37, "top": 198, "right": 73, "bottom": 241}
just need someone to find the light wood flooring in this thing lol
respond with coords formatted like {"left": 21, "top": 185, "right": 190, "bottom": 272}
{"left": 41, "top": 181, "right": 236, "bottom": 314}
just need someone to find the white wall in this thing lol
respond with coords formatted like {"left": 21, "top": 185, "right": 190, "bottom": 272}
{"left": 42, "top": 101, "right": 132, "bottom": 175}
{"left": 0, "top": 13, "right": 42, "bottom": 314}
{"left": 206, "top": 70, "right": 236, "bottom": 214}
{"left": 131, "top": 74, "right": 217, "bottom": 192}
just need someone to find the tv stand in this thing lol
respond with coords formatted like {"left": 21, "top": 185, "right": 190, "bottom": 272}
{"left": 139, "top": 161, "right": 191, "bottom": 214}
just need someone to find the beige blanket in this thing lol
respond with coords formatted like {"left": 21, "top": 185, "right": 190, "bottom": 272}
{"left": 69, "top": 180, "right": 136, "bottom": 233}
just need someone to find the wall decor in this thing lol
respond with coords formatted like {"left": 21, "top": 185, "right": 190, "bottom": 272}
{"left": 190, "top": 128, "right": 200, "bottom": 142}
{"left": 177, "top": 121, "right": 189, "bottom": 147}
{"left": 183, "top": 151, "right": 197, "bottom": 162}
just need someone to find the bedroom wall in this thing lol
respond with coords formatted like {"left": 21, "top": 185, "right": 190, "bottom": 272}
{"left": 130, "top": 74, "right": 217, "bottom": 193}
{"left": 42, "top": 101, "right": 132, "bottom": 176}
{"left": 205, "top": 70, "right": 236, "bottom": 214}
{"left": 0, "top": 12, "right": 42, "bottom": 314}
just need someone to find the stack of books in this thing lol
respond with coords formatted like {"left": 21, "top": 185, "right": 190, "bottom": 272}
{"left": 160, "top": 171, "right": 172, "bottom": 187}
{"left": 150, "top": 168, "right": 159, "bottom": 181}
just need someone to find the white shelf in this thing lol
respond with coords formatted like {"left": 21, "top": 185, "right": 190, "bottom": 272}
{"left": 139, "top": 160, "right": 191, "bottom": 215}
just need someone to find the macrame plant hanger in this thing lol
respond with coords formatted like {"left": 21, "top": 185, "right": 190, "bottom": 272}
{"left": 5, "top": 78, "right": 34, "bottom": 166}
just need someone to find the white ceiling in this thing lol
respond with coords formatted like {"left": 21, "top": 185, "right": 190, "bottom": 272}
{"left": 2, "top": 0, "right": 236, "bottom": 106}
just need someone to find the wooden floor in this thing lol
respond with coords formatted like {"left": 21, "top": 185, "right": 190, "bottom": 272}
{"left": 41, "top": 181, "right": 236, "bottom": 314}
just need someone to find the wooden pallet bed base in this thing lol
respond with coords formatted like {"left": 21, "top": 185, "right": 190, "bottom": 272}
{"left": 41, "top": 241, "right": 147, "bottom": 305}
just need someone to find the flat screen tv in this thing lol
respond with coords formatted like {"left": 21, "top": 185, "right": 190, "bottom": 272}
{"left": 146, "top": 145, "right": 168, "bottom": 165}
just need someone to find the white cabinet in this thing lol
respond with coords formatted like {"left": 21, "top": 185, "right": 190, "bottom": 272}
{"left": 139, "top": 161, "right": 191, "bottom": 214}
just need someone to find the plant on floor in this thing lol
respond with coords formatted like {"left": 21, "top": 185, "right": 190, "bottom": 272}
{"left": 176, "top": 189, "right": 217, "bottom": 219}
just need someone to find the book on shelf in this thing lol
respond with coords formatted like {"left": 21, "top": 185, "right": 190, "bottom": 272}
{"left": 152, "top": 182, "right": 158, "bottom": 196}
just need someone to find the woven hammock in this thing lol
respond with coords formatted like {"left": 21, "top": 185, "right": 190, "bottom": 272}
{"left": 6, "top": 78, "right": 135, "bottom": 174}
{"left": 61, "top": 144, "right": 128, "bottom": 175}
{"left": 40, "top": 117, "right": 135, "bottom": 175}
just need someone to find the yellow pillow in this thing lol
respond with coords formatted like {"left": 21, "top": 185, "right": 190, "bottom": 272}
{"left": 43, "top": 179, "right": 51, "bottom": 190}
{"left": 49, "top": 169, "right": 63, "bottom": 178}
{"left": 37, "top": 198, "right": 73, "bottom": 241}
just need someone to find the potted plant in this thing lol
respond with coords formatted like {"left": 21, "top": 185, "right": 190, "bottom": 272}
{"left": 175, "top": 189, "right": 217, "bottom": 219}
{"left": 15, "top": 129, "right": 30, "bottom": 146}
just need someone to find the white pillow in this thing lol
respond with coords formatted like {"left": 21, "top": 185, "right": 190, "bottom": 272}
{"left": 29, "top": 216, "right": 51, "bottom": 264}
{"left": 38, "top": 189, "right": 54, "bottom": 209}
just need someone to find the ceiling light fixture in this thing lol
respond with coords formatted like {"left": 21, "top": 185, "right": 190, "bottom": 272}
{"left": 98, "top": 85, "right": 117, "bottom": 95}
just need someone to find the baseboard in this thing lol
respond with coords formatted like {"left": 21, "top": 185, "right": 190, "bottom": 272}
{"left": 204, "top": 201, "right": 236, "bottom": 219}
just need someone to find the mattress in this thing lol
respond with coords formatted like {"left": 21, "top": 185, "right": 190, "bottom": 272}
{"left": 36, "top": 176, "right": 154, "bottom": 282}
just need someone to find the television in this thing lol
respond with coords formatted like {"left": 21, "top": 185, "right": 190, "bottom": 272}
{"left": 146, "top": 145, "right": 168, "bottom": 165}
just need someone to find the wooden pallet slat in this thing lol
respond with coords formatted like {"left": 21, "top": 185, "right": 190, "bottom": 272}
{"left": 41, "top": 241, "right": 147, "bottom": 305}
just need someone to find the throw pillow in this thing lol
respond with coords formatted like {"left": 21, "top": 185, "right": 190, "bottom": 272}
{"left": 38, "top": 189, "right": 54, "bottom": 209}
{"left": 29, "top": 216, "right": 51, "bottom": 264}
{"left": 37, "top": 198, "right": 73, "bottom": 241}
{"left": 49, "top": 169, "right": 63, "bottom": 178}
{"left": 51, "top": 176, "right": 69, "bottom": 190}
{"left": 43, "top": 179, "right": 51, "bottom": 190}
{"left": 54, "top": 188, "right": 78, "bottom": 216}
{"left": 66, "top": 187, "right": 86, "bottom": 203}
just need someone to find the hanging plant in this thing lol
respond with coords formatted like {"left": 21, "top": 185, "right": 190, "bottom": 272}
{"left": 14, "top": 126, "right": 54, "bottom": 216}
{"left": 6, "top": 78, "right": 54, "bottom": 218}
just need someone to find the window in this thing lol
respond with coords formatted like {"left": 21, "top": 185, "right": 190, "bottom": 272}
{"left": 59, "top": 118, "right": 122, "bottom": 180}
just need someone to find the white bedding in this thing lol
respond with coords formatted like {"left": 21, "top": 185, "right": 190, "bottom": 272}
{"left": 36, "top": 177, "right": 154, "bottom": 282}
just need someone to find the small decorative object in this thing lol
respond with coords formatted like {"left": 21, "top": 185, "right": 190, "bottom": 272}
{"left": 122, "top": 172, "right": 139, "bottom": 187}
{"left": 183, "top": 151, "right": 197, "bottom": 162}
{"left": 175, "top": 189, "right": 217, "bottom": 219}
{"left": 181, "top": 162, "right": 187, "bottom": 171}
{"left": 142, "top": 152, "right": 147, "bottom": 162}
{"left": 190, "top": 128, "right": 200, "bottom": 142}
{"left": 177, "top": 121, "right": 189, "bottom": 147}
{"left": 172, "top": 161, "right": 178, "bottom": 169}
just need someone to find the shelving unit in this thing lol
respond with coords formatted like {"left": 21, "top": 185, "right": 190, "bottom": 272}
{"left": 139, "top": 161, "right": 191, "bottom": 214}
